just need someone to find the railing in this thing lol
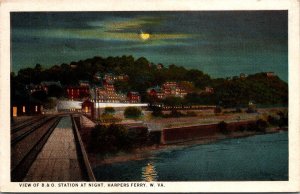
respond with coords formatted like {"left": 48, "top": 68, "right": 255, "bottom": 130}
{"left": 161, "top": 105, "right": 216, "bottom": 110}
{"left": 71, "top": 115, "right": 96, "bottom": 181}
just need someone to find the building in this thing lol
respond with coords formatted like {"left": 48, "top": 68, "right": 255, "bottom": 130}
{"left": 82, "top": 99, "right": 94, "bottom": 118}
{"left": 79, "top": 80, "right": 90, "bottom": 87}
{"left": 204, "top": 86, "right": 214, "bottom": 94}
{"left": 66, "top": 85, "right": 90, "bottom": 100}
{"left": 91, "top": 73, "right": 130, "bottom": 102}
{"left": 26, "top": 81, "right": 62, "bottom": 94}
{"left": 117, "top": 74, "right": 129, "bottom": 81}
{"left": 157, "top": 63, "right": 164, "bottom": 69}
{"left": 104, "top": 73, "right": 115, "bottom": 83}
{"left": 11, "top": 97, "right": 43, "bottom": 117}
{"left": 266, "top": 72, "right": 275, "bottom": 77}
{"left": 240, "top": 73, "right": 247, "bottom": 79}
{"left": 162, "top": 82, "right": 177, "bottom": 96}
{"left": 175, "top": 86, "right": 188, "bottom": 98}
{"left": 127, "top": 92, "right": 141, "bottom": 103}
{"left": 93, "top": 72, "right": 102, "bottom": 81}
{"left": 103, "top": 73, "right": 129, "bottom": 83}
{"left": 162, "top": 82, "right": 187, "bottom": 98}
{"left": 94, "top": 84, "right": 127, "bottom": 103}
{"left": 28, "top": 81, "right": 62, "bottom": 94}
{"left": 147, "top": 86, "right": 164, "bottom": 99}
{"left": 57, "top": 100, "right": 81, "bottom": 112}
{"left": 147, "top": 81, "right": 189, "bottom": 100}
{"left": 41, "top": 81, "right": 61, "bottom": 88}
{"left": 27, "top": 83, "right": 45, "bottom": 94}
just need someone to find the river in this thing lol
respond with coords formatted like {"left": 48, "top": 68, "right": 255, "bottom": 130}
{"left": 93, "top": 131, "right": 288, "bottom": 181}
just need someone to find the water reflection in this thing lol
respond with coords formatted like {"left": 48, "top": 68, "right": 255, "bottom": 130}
{"left": 94, "top": 132, "right": 288, "bottom": 181}
{"left": 141, "top": 162, "right": 158, "bottom": 181}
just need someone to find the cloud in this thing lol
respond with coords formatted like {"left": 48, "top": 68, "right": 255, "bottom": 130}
{"left": 13, "top": 26, "right": 193, "bottom": 45}
{"left": 88, "top": 16, "right": 163, "bottom": 32}
{"left": 12, "top": 15, "right": 195, "bottom": 48}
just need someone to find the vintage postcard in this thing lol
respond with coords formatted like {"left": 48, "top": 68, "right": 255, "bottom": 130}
{"left": 0, "top": 0, "right": 299, "bottom": 192}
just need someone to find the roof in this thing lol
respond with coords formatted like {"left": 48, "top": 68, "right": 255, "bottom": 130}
{"left": 148, "top": 86, "right": 162, "bottom": 93}
{"left": 40, "top": 81, "right": 61, "bottom": 87}
{"left": 128, "top": 91, "right": 140, "bottom": 95}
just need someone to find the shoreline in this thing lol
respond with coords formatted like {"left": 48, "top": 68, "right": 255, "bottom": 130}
{"left": 88, "top": 127, "right": 286, "bottom": 168}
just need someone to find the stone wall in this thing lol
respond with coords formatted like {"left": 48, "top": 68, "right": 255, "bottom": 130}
{"left": 161, "top": 120, "right": 256, "bottom": 144}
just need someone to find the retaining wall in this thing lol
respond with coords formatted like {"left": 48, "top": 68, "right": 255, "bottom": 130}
{"left": 161, "top": 120, "right": 256, "bottom": 144}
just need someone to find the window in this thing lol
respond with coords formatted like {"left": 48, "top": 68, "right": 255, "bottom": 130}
{"left": 13, "top": 107, "right": 17, "bottom": 117}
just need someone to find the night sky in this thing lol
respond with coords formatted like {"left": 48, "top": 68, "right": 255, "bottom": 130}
{"left": 11, "top": 11, "right": 288, "bottom": 81}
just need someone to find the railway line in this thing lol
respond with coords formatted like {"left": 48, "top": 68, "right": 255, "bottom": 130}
{"left": 11, "top": 116, "right": 61, "bottom": 181}
{"left": 11, "top": 116, "right": 45, "bottom": 133}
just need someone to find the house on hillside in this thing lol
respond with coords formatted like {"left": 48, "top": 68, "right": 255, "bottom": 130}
{"left": 40, "top": 81, "right": 62, "bottom": 94}
{"left": 266, "top": 72, "right": 276, "bottom": 77}
{"left": 204, "top": 86, "right": 214, "bottom": 94}
{"left": 147, "top": 81, "right": 189, "bottom": 100}
{"left": 127, "top": 91, "right": 141, "bottom": 103}
{"left": 157, "top": 63, "right": 164, "bottom": 69}
{"left": 240, "top": 73, "right": 248, "bottom": 79}
{"left": 94, "top": 84, "right": 126, "bottom": 103}
{"left": 162, "top": 82, "right": 187, "bottom": 98}
{"left": 27, "top": 83, "right": 45, "bottom": 94}
{"left": 79, "top": 80, "right": 90, "bottom": 87}
{"left": 147, "top": 86, "right": 164, "bottom": 99}
{"left": 66, "top": 85, "right": 90, "bottom": 100}
{"left": 103, "top": 73, "right": 129, "bottom": 83}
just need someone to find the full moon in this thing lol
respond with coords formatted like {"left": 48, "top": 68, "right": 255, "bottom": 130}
{"left": 140, "top": 32, "right": 150, "bottom": 40}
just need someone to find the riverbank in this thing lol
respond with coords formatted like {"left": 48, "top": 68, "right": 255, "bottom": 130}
{"left": 76, "top": 107, "right": 288, "bottom": 167}
{"left": 88, "top": 126, "right": 286, "bottom": 167}
{"left": 93, "top": 131, "right": 288, "bottom": 181}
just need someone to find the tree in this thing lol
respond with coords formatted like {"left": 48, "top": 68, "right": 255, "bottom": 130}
{"left": 104, "top": 107, "right": 116, "bottom": 115}
{"left": 89, "top": 124, "right": 130, "bottom": 153}
{"left": 218, "top": 121, "right": 229, "bottom": 135}
{"left": 44, "top": 97, "right": 57, "bottom": 109}
{"left": 47, "top": 84, "right": 64, "bottom": 98}
{"left": 256, "top": 119, "right": 268, "bottom": 132}
{"left": 150, "top": 106, "right": 163, "bottom": 117}
{"left": 214, "top": 106, "right": 222, "bottom": 114}
{"left": 163, "top": 96, "right": 184, "bottom": 107}
{"left": 34, "top": 64, "right": 42, "bottom": 71}
{"left": 124, "top": 107, "right": 142, "bottom": 118}
{"left": 135, "top": 57, "right": 149, "bottom": 68}
{"left": 31, "top": 90, "right": 47, "bottom": 101}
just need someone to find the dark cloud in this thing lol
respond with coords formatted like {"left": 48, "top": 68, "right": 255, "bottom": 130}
{"left": 11, "top": 11, "right": 288, "bottom": 81}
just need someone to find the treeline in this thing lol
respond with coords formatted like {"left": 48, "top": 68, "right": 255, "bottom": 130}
{"left": 88, "top": 124, "right": 155, "bottom": 153}
{"left": 11, "top": 55, "right": 288, "bottom": 107}
{"left": 172, "top": 73, "right": 288, "bottom": 107}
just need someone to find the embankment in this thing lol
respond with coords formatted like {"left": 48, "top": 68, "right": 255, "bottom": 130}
{"left": 160, "top": 120, "right": 256, "bottom": 144}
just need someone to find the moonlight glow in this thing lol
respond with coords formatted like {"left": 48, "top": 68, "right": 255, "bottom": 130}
{"left": 140, "top": 32, "right": 150, "bottom": 40}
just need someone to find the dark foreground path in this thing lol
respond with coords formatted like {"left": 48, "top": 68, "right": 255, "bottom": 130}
{"left": 23, "top": 116, "right": 84, "bottom": 181}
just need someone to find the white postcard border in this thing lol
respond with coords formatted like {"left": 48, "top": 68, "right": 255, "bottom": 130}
{"left": 0, "top": 0, "right": 299, "bottom": 192}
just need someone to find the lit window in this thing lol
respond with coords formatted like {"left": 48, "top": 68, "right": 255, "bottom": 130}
{"left": 22, "top": 106, "right": 26, "bottom": 113}
{"left": 35, "top": 105, "right": 38, "bottom": 112}
{"left": 13, "top": 107, "right": 17, "bottom": 117}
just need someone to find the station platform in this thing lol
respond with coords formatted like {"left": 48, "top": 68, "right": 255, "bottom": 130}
{"left": 23, "top": 116, "right": 85, "bottom": 181}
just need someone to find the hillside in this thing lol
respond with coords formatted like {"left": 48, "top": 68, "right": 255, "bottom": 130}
{"left": 11, "top": 55, "right": 288, "bottom": 107}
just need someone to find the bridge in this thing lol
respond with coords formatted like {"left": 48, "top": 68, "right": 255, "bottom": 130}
{"left": 11, "top": 114, "right": 95, "bottom": 182}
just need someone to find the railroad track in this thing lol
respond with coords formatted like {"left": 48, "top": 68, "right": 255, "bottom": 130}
{"left": 11, "top": 116, "right": 62, "bottom": 181}
{"left": 11, "top": 116, "right": 46, "bottom": 132}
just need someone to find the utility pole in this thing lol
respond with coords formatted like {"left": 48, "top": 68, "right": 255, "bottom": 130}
{"left": 94, "top": 86, "right": 97, "bottom": 120}
{"left": 93, "top": 86, "right": 100, "bottom": 121}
